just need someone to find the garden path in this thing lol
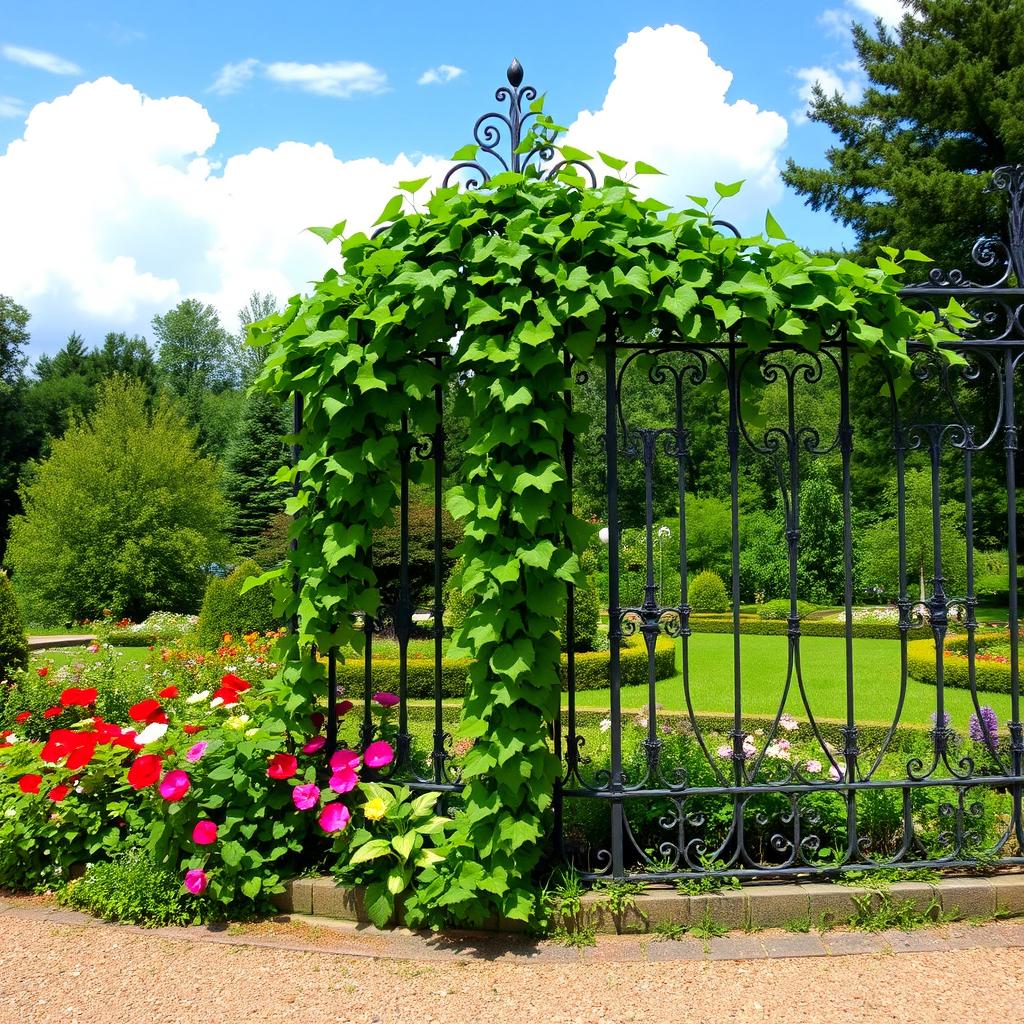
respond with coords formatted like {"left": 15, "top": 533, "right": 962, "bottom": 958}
{"left": 1, "top": 896, "right": 1022, "bottom": 1023}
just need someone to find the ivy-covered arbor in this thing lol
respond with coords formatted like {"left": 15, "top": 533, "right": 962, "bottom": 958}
{"left": 250, "top": 62, "right": 991, "bottom": 927}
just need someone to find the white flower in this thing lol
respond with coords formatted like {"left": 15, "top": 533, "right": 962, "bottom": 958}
{"left": 765, "top": 741, "right": 791, "bottom": 761}
{"left": 599, "top": 718, "right": 612, "bottom": 733}
{"left": 829, "top": 762, "right": 845, "bottom": 781}
{"left": 779, "top": 714, "right": 799, "bottom": 732}
{"left": 716, "top": 743, "right": 733, "bottom": 759}
{"left": 4, "top": 807, "right": 16, "bottom": 818}
{"left": 186, "top": 690, "right": 210, "bottom": 704}
{"left": 210, "top": 697, "right": 224, "bottom": 708}
{"left": 225, "top": 714, "right": 250, "bottom": 730}
{"left": 804, "top": 759, "right": 823, "bottom": 774}
{"left": 135, "top": 722, "right": 168, "bottom": 746}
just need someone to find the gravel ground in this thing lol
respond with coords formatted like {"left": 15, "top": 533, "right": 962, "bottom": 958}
{"left": 2, "top": 911, "right": 1024, "bottom": 1024}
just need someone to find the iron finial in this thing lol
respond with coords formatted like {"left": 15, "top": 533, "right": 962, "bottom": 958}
{"left": 507, "top": 58, "right": 524, "bottom": 88}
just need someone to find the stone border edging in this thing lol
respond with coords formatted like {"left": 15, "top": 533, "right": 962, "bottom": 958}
{"left": 273, "top": 872, "right": 1024, "bottom": 933}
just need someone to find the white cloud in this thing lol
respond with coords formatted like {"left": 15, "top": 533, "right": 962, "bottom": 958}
{"left": 264, "top": 60, "right": 386, "bottom": 98}
{"left": 0, "top": 78, "right": 446, "bottom": 344}
{"left": 210, "top": 58, "right": 260, "bottom": 96}
{"left": 418, "top": 64, "right": 464, "bottom": 86}
{"left": 0, "top": 96, "right": 25, "bottom": 118}
{"left": 792, "top": 60, "right": 864, "bottom": 122}
{"left": 847, "top": 0, "right": 908, "bottom": 25}
{"left": 563, "top": 25, "right": 788, "bottom": 229}
{"left": 2, "top": 44, "right": 80, "bottom": 75}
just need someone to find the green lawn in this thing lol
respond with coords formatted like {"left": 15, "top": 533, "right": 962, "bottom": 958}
{"left": 578, "top": 632, "right": 1013, "bottom": 729}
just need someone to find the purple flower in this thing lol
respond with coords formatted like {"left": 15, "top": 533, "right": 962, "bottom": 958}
{"left": 931, "top": 711, "right": 952, "bottom": 729}
{"left": 969, "top": 706, "right": 1000, "bottom": 747}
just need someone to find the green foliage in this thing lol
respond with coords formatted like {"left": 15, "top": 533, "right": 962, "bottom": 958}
{"left": 783, "top": 0, "right": 1024, "bottom": 271}
{"left": 6, "top": 377, "right": 230, "bottom": 623}
{"left": 197, "top": 560, "right": 279, "bottom": 649}
{"left": 688, "top": 613, "right": 907, "bottom": 639}
{"left": 797, "top": 470, "right": 845, "bottom": 604}
{"left": 222, "top": 394, "right": 290, "bottom": 558}
{"left": 334, "top": 783, "right": 450, "bottom": 928}
{"left": 560, "top": 548, "right": 601, "bottom": 652}
{"left": 441, "top": 556, "right": 474, "bottom": 632}
{"left": 57, "top": 848, "right": 199, "bottom": 926}
{"left": 0, "top": 295, "right": 32, "bottom": 565}
{"left": 0, "top": 570, "right": 27, "bottom": 677}
{"left": 908, "top": 635, "right": 1014, "bottom": 693}
{"left": 153, "top": 299, "right": 237, "bottom": 396}
{"left": 689, "top": 570, "right": 729, "bottom": 613}
{"left": 756, "top": 599, "right": 817, "bottom": 621}
{"left": 250, "top": 122, "right": 967, "bottom": 928}
{"left": 738, "top": 510, "right": 789, "bottom": 601}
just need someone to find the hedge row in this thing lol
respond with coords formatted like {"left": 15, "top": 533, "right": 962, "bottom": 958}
{"left": 907, "top": 637, "right": 1013, "bottom": 694}
{"left": 335, "top": 636, "right": 676, "bottom": 699}
{"left": 688, "top": 615, "right": 911, "bottom": 641}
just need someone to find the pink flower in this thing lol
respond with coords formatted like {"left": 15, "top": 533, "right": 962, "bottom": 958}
{"left": 329, "top": 767, "right": 358, "bottom": 794}
{"left": 159, "top": 770, "right": 191, "bottom": 802}
{"left": 804, "top": 759, "right": 823, "bottom": 774}
{"left": 716, "top": 743, "right": 733, "bottom": 759}
{"left": 292, "top": 783, "right": 320, "bottom": 810}
{"left": 779, "top": 714, "right": 799, "bottom": 732}
{"left": 184, "top": 868, "right": 207, "bottom": 895}
{"left": 186, "top": 741, "right": 208, "bottom": 763}
{"left": 372, "top": 691, "right": 399, "bottom": 708}
{"left": 86, "top": 643, "right": 100, "bottom": 654}
{"left": 303, "top": 736, "right": 326, "bottom": 755}
{"left": 364, "top": 740, "right": 394, "bottom": 769}
{"left": 829, "top": 763, "right": 845, "bottom": 782}
{"left": 192, "top": 820, "right": 218, "bottom": 845}
{"left": 319, "top": 802, "right": 351, "bottom": 833}
{"left": 330, "top": 749, "right": 360, "bottom": 772}
{"left": 337, "top": 699, "right": 354, "bottom": 716}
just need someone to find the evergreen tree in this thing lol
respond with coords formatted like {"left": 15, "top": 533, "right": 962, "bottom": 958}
{"left": 783, "top": 0, "right": 1024, "bottom": 270}
{"left": 222, "top": 393, "right": 290, "bottom": 558}
{"left": 0, "top": 296, "right": 32, "bottom": 564}
{"left": 6, "top": 376, "right": 229, "bottom": 623}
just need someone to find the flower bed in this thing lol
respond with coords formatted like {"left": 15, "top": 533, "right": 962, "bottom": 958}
{"left": 93, "top": 611, "right": 199, "bottom": 647}
{"left": 908, "top": 631, "right": 1017, "bottom": 694}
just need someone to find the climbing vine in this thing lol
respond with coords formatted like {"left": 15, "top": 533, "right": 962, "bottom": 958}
{"left": 250, "top": 123, "right": 969, "bottom": 926}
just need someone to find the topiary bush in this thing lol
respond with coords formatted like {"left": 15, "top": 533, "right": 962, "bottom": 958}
{"left": 197, "top": 560, "right": 279, "bottom": 649}
{"left": 0, "top": 571, "right": 28, "bottom": 678}
{"left": 689, "top": 570, "right": 729, "bottom": 614}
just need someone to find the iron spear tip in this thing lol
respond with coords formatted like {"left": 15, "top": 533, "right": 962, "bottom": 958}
{"left": 507, "top": 58, "right": 524, "bottom": 88}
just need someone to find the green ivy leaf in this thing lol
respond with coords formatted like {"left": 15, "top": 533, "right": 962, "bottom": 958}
{"left": 714, "top": 179, "right": 744, "bottom": 198}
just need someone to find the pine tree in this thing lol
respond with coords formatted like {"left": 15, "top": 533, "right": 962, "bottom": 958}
{"left": 222, "top": 393, "right": 290, "bottom": 559}
{"left": 783, "top": 0, "right": 1024, "bottom": 270}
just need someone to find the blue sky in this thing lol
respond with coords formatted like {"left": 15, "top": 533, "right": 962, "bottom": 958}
{"left": 0, "top": 0, "right": 905, "bottom": 359}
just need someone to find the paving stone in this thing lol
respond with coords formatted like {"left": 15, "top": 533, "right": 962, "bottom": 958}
{"left": 988, "top": 872, "right": 1024, "bottom": 916}
{"left": 270, "top": 877, "right": 312, "bottom": 915}
{"left": 938, "top": 877, "right": 996, "bottom": 919}
{"left": 822, "top": 930, "right": 887, "bottom": 955}
{"left": 875, "top": 928, "right": 950, "bottom": 953}
{"left": 760, "top": 932, "right": 828, "bottom": 958}
{"left": 641, "top": 936, "right": 706, "bottom": 961}
{"left": 706, "top": 935, "right": 768, "bottom": 960}
{"left": 745, "top": 884, "right": 810, "bottom": 930}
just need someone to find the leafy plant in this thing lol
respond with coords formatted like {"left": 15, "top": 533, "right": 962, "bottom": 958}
{"left": 197, "top": 560, "right": 280, "bottom": 649}
{"left": 0, "top": 570, "right": 27, "bottom": 678}
{"left": 689, "top": 571, "right": 729, "bottom": 614}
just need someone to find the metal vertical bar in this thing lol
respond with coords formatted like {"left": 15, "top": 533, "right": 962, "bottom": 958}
{"left": 290, "top": 392, "right": 303, "bottom": 636}
{"left": 727, "top": 341, "right": 743, "bottom": 782}
{"left": 1004, "top": 352, "right": 1022, "bottom": 832}
{"left": 395, "top": 413, "right": 412, "bottom": 768}
{"left": 326, "top": 650, "right": 338, "bottom": 755}
{"left": 605, "top": 333, "right": 624, "bottom": 878}
{"left": 431, "top": 371, "right": 446, "bottom": 785}
{"left": 928, "top": 434, "right": 948, "bottom": 752}
{"left": 361, "top": 547, "right": 375, "bottom": 751}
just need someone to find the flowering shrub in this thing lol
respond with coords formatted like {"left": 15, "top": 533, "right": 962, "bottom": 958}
{"left": 93, "top": 611, "right": 198, "bottom": 647}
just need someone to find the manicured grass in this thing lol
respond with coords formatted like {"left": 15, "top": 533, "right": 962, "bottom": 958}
{"left": 577, "top": 632, "right": 1013, "bottom": 729}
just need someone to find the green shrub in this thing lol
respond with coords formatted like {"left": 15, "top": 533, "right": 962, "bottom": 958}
{"left": 559, "top": 549, "right": 600, "bottom": 653}
{"left": 334, "top": 634, "right": 675, "bottom": 699}
{"left": 197, "top": 560, "right": 279, "bottom": 649}
{"left": 0, "top": 571, "right": 28, "bottom": 678}
{"left": 689, "top": 570, "right": 728, "bottom": 614}
{"left": 688, "top": 614, "right": 911, "bottom": 640}
{"left": 441, "top": 557, "right": 474, "bottom": 633}
{"left": 756, "top": 599, "right": 817, "bottom": 621}
{"left": 907, "top": 636, "right": 1013, "bottom": 693}
{"left": 57, "top": 848, "right": 199, "bottom": 926}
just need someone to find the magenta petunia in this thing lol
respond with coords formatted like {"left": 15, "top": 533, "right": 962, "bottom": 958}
{"left": 159, "top": 769, "right": 191, "bottom": 802}
{"left": 302, "top": 736, "right": 326, "bottom": 755}
{"left": 186, "top": 741, "right": 208, "bottom": 763}
{"left": 184, "top": 868, "right": 208, "bottom": 895}
{"left": 330, "top": 749, "right": 360, "bottom": 772}
{"left": 292, "top": 783, "right": 320, "bottom": 810}
{"left": 364, "top": 740, "right": 394, "bottom": 769}
{"left": 329, "top": 766, "right": 358, "bottom": 794}
{"left": 192, "top": 820, "right": 218, "bottom": 845}
{"left": 319, "top": 802, "right": 351, "bottom": 833}
{"left": 372, "top": 691, "right": 399, "bottom": 708}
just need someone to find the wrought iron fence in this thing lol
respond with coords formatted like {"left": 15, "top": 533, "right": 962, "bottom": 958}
{"left": 299, "top": 61, "right": 1023, "bottom": 883}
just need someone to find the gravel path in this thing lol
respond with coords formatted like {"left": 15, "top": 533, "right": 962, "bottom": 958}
{"left": 2, "top": 908, "right": 1023, "bottom": 1024}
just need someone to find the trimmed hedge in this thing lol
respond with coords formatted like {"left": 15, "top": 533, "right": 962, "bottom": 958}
{"left": 197, "top": 560, "right": 279, "bottom": 649}
{"left": 335, "top": 635, "right": 676, "bottom": 699}
{"left": 908, "top": 637, "right": 1013, "bottom": 694}
{"left": 688, "top": 614, "right": 913, "bottom": 641}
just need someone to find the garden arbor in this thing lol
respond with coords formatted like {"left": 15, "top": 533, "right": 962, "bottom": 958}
{"left": 255, "top": 62, "right": 1023, "bottom": 919}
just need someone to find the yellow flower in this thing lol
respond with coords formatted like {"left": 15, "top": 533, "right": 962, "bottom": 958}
{"left": 363, "top": 797, "right": 387, "bottom": 821}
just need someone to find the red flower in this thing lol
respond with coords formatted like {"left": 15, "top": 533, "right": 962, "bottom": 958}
{"left": 60, "top": 687, "right": 98, "bottom": 707}
{"left": 43, "top": 706, "right": 62, "bottom": 719}
{"left": 48, "top": 785, "right": 70, "bottom": 802}
{"left": 337, "top": 700, "right": 354, "bottom": 717}
{"left": 310, "top": 712, "right": 325, "bottom": 731}
{"left": 220, "top": 672, "right": 250, "bottom": 693}
{"left": 127, "top": 754, "right": 163, "bottom": 790}
{"left": 158, "top": 685, "right": 179, "bottom": 698}
{"left": 40, "top": 729, "right": 80, "bottom": 763}
{"left": 192, "top": 820, "right": 218, "bottom": 845}
{"left": 18, "top": 774, "right": 42, "bottom": 794}
{"left": 182, "top": 724, "right": 204, "bottom": 735}
{"left": 210, "top": 686, "right": 240, "bottom": 706}
{"left": 37, "top": 667, "right": 49, "bottom": 678}
{"left": 14, "top": 711, "right": 31, "bottom": 723}
{"left": 129, "top": 699, "right": 163, "bottom": 722}
{"left": 65, "top": 734, "right": 98, "bottom": 771}
{"left": 267, "top": 753, "right": 298, "bottom": 780}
